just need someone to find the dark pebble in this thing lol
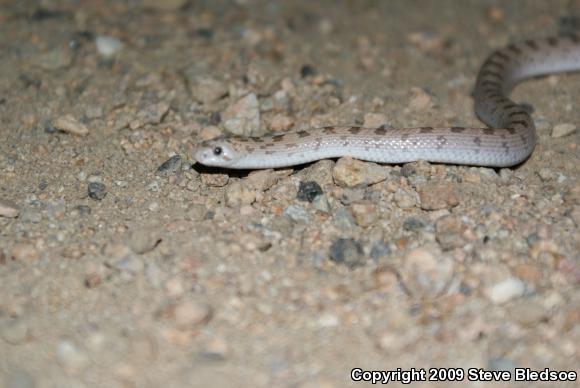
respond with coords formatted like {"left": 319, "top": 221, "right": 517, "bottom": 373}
{"left": 75, "top": 205, "right": 92, "bottom": 215}
{"left": 297, "top": 181, "right": 323, "bottom": 202}
{"left": 88, "top": 182, "right": 107, "bottom": 200}
{"left": 329, "top": 238, "right": 365, "bottom": 268}
{"left": 19, "top": 74, "right": 41, "bottom": 89}
{"left": 300, "top": 64, "right": 317, "bottom": 78}
{"left": 370, "top": 241, "right": 391, "bottom": 260}
{"left": 44, "top": 125, "right": 57, "bottom": 134}
{"left": 156, "top": 155, "right": 182, "bottom": 177}
{"left": 459, "top": 282, "right": 473, "bottom": 296}
{"left": 209, "top": 111, "right": 221, "bottom": 125}
{"left": 30, "top": 7, "right": 70, "bottom": 21}
{"left": 403, "top": 217, "right": 428, "bottom": 231}
{"left": 526, "top": 233, "right": 540, "bottom": 246}
{"left": 195, "top": 28, "right": 214, "bottom": 39}
{"left": 400, "top": 164, "right": 416, "bottom": 177}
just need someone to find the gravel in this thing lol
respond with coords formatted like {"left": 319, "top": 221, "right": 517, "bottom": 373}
{"left": 0, "top": 2, "right": 578, "bottom": 386}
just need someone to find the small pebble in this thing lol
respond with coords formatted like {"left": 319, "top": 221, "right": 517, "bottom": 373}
{"left": 332, "top": 209, "right": 356, "bottom": 232}
{"left": 200, "top": 336, "right": 230, "bottom": 361}
{"left": 484, "top": 277, "right": 526, "bottom": 304}
{"left": 131, "top": 102, "right": 169, "bottom": 129}
{"left": 0, "top": 318, "right": 30, "bottom": 344}
{"left": 297, "top": 181, "right": 323, "bottom": 202}
{"left": 362, "top": 113, "right": 389, "bottom": 128}
{"left": 300, "top": 64, "right": 317, "bottom": 78}
{"left": 156, "top": 155, "right": 182, "bottom": 177}
{"left": 284, "top": 205, "right": 311, "bottom": 223}
{"left": 103, "top": 241, "right": 131, "bottom": 260}
{"left": 370, "top": 241, "right": 391, "bottom": 260}
{"left": 111, "top": 256, "right": 145, "bottom": 274}
{"left": 173, "top": 300, "right": 212, "bottom": 328}
{"left": 551, "top": 123, "right": 576, "bottom": 138}
{"left": 317, "top": 313, "right": 339, "bottom": 328}
{"left": 417, "top": 183, "right": 459, "bottom": 210}
{"left": 338, "top": 188, "right": 365, "bottom": 205}
{"left": 269, "top": 114, "right": 295, "bottom": 132}
{"left": 199, "top": 125, "right": 222, "bottom": 140}
{"left": 333, "top": 158, "right": 389, "bottom": 188}
{"left": 95, "top": 35, "right": 123, "bottom": 58}
{"left": 246, "top": 169, "right": 278, "bottom": 191}
{"left": 126, "top": 227, "right": 162, "bottom": 254}
{"left": 88, "top": 182, "right": 107, "bottom": 200}
{"left": 222, "top": 93, "right": 261, "bottom": 136}
{"left": 52, "top": 115, "right": 89, "bottom": 136}
{"left": 0, "top": 199, "right": 19, "bottom": 218}
{"left": 225, "top": 181, "right": 256, "bottom": 207}
{"left": 187, "top": 204, "right": 207, "bottom": 221}
{"left": 537, "top": 167, "right": 555, "bottom": 181}
{"left": 349, "top": 200, "right": 378, "bottom": 227}
{"left": 400, "top": 246, "right": 454, "bottom": 297}
{"left": 394, "top": 188, "right": 417, "bottom": 209}
{"left": 507, "top": 299, "right": 547, "bottom": 327}
{"left": 11, "top": 243, "right": 39, "bottom": 263}
{"left": 84, "top": 266, "right": 103, "bottom": 288}
{"left": 435, "top": 216, "right": 467, "bottom": 250}
{"left": 56, "top": 339, "right": 90, "bottom": 372}
{"left": 189, "top": 76, "right": 228, "bottom": 104}
{"left": 312, "top": 194, "right": 331, "bottom": 213}
{"left": 486, "top": 6, "right": 505, "bottom": 23}
{"left": 408, "top": 87, "right": 434, "bottom": 111}
{"left": 402, "top": 217, "right": 428, "bottom": 231}
{"left": 328, "top": 238, "right": 366, "bottom": 267}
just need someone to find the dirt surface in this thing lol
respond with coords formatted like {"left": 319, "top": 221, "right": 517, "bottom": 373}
{"left": 1, "top": 1, "right": 579, "bottom": 387}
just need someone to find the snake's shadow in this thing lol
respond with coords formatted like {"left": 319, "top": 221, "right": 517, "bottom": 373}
{"left": 190, "top": 160, "right": 324, "bottom": 177}
{"left": 191, "top": 162, "right": 253, "bottom": 178}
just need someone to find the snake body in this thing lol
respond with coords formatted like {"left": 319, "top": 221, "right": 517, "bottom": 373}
{"left": 193, "top": 34, "right": 580, "bottom": 169}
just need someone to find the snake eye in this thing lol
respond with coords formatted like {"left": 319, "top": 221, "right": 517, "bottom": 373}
{"left": 213, "top": 146, "right": 223, "bottom": 156}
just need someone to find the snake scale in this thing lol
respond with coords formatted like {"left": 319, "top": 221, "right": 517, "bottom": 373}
{"left": 193, "top": 34, "right": 580, "bottom": 169}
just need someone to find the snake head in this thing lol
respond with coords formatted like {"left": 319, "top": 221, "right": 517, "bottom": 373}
{"left": 193, "top": 139, "right": 240, "bottom": 167}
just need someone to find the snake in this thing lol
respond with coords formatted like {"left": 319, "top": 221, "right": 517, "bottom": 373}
{"left": 193, "top": 34, "right": 580, "bottom": 169}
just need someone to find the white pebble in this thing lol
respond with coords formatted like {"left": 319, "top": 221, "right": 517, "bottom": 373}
{"left": 57, "top": 339, "right": 90, "bottom": 372}
{"left": 174, "top": 300, "right": 212, "bottom": 328}
{"left": 52, "top": 115, "right": 89, "bottom": 136}
{"left": 485, "top": 277, "right": 526, "bottom": 304}
{"left": 0, "top": 199, "right": 19, "bottom": 218}
{"left": 95, "top": 35, "right": 123, "bottom": 58}
{"left": 551, "top": 123, "right": 576, "bottom": 138}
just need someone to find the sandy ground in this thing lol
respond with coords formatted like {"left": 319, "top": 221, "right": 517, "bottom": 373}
{"left": 1, "top": 0, "right": 579, "bottom": 387}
